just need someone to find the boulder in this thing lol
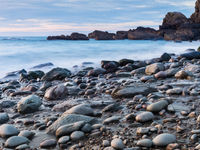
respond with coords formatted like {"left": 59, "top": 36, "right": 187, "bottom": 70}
{"left": 0, "top": 124, "right": 19, "bottom": 138}
{"left": 128, "top": 27, "right": 162, "bottom": 40}
{"left": 101, "top": 61, "right": 119, "bottom": 73}
{"left": 180, "top": 51, "right": 200, "bottom": 59}
{"left": 111, "top": 84, "right": 157, "bottom": 98}
{"left": 88, "top": 30, "right": 115, "bottom": 40}
{"left": 44, "top": 84, "right": 68, "bottom": 100}
{"left": 160, "top": 12, "right": 188, "bottom": 29}
{"left": 17, "top": 95, "right": 42, "bottom": 114}
{"left": 47, "top": 35, "right": 71, "bottom": 40}
{"left": 70, "top": 32, "right": 89, "bottom": 40}
{"left": 42, "top": 67, "right": 71, "bottom": 81}
{"left": 88, "top": 68, "right": 106, "bottom": 76}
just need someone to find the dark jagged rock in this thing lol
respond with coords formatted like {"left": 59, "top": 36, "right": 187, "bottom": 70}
{"left": 42, "top": 67, "right": 71, "bottom": 81}
{"left": 88, "top": 30, "right": 115, "bottom": 40}
{"left": 70, "top": 32, "right": 89, "bottom": 40}
{"left": 113, "top": 31, "right": 128, "bottom": 40}
{"left": 47, "top": 35, "right": 71, "bottom": 40}
{"left": 179, "top": 51, "right": 200, "bottom": 60}
{"left": 128, "top": 27, "right": 163, "bottom": 40}
{"left": 191, "top": 0, "right": 200, "bottom": 23}
{"left": 101, "top": 61, "right": 119, "bottom": 73}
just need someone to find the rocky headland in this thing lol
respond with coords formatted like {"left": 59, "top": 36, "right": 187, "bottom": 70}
{"left": 1, "top": 49, "right": 200, "bottom": 149}
{"left": 47, "top": 0, "right": 200, "bottom": 42}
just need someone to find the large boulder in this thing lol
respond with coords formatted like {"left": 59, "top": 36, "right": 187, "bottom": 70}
{"left": 111, "top": 84, "right": 157, "bottom": 98}
{"left": 17, "top": 95, "right": 42, "bottom": 114}
{"left": 41, "top": 67, "right": 71, "bottom": 81}
{"left": 70, "top": 32, "right": 89, "bottom": 40}
{"left": 191, "top": 0, "right": 200, "bottom": 23}
{"left": 44, "top": 84, "right": 68, "bottom": 100}
{"left": 128, "top": 27, "right": 162, "bottom": 40}
{"left": 88, "top": 30, "right": 115, "bottom": 40}
{"left": 160, "top": 12, "right": 189, "bottom": 29}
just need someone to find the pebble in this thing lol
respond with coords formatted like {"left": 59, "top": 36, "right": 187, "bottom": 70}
{"left": 5, "top": 136, "right": 29, "bottom": 148}
{"left": 40, "top": 139, "right": 57, "bottom": 148}
{"left": 0, "top": 124, "right": 19, "bottom": 138}
{"left": 111, "top": 138, "right": 125, "bottom": 149}
{"left": 135, "top": 112, "right": 154, "bottom": 122}
{"left": 153, "top": 133, "right": 176, "bottom": 146}
{"left": 137, "top": 139, "right": 153, "bottom": 148}
{"left": 0, "top": 113, "right": 9, "bottom": 124}
{"left": 70, "top": 131, "right": 85, "bottom": 141}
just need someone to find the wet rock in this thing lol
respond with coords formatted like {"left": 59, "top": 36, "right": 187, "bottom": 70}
{"left": 166, "top": 88, "right": 182, "bottom": 95}
{"left": 147, "top": 100, "right": 169, "bottom": 112}
{"left": 119, "top": 59, "right": 134, "bottom": 66}
{"left": 18, "top": 130, "right": 35, "bottom": 139}
{"left": 0, "top": 124, "right": 19, "bottom": 138}
{"left": 160, "top": 53, "right": 171, "bottom": 61}
{"left": 111, "top": 84, "right": 157, "bottom": 98}
{"left": 70, "top": 131, "right": 84, "bottom": 141}
{"left": 40, "top": 82, "right": 52, "bottom": 91}
{"left": 31, "top": 62, "right": 54, "bottom": 69}
{"left": 137, "top": 139, "right": 153, "bottom": 148}
{"left": 131, "top": 67, "right": 146, "bottom": 75}
{"left": 103, "top": 116, "right": 120, "bottom": 125}
{"left": 17, "top": 95, "right": 42, "bottom": 114}
{"left": 102, "top": 103, "right": 121, "bottom": 112}
{"left": 42, "top": 67, "right": 71, "bottom": 81}
{"left": 101, "top": 61, "right": 119, "bottom": 73}
{"left": 15, "top": 144, "right": 30, "bottom": 150}
{"left": 81, "top": 123, "right": 92, "bottom": 133}
{"left": 153, "top": 133, "right": 176, "bottom": 146}
{"left": 154, "top": 71, "right": 167, "bottom": 79}
{"left": 46, "top": 114, "right": 96, "bottom": 134}
{"left": 0, "top": 113, "right": 9, "bottom": 124}
{"left": 44, "top": 84, "right": 68, "bottom": 100}
{"left": 65, "top": 104, "right": 94, "bottom": 116}
{"left": 175, "top": 70, "right": 191, "bottom": 79}
{"left": 27, "top": 70, "right": 45, "bottom": 79}
{"left": 180, "top": 51, "right": 200, "bottom": 60}
{"left": 40, "top": 139, "right": 57, "bottom": 148}
{"left": 5, "top": 136, "right": 29, "bottom": 148}
{"left": 111, "top": 138, "right": 125, "bottom": 150}
{"left": 145, "top": 63, "right": 165, "bottom": 75}
{"left": 56, "top": 121, "right": 85, "bottom": 138}
{"left": 88, "top": 68, "right": 106, "bottom": 77}
{"left": 136, "top": 111, "right": 154, "bottom": 122}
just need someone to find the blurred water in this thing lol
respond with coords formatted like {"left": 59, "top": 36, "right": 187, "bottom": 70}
{"left": 0, "top": 36, "right": 199, "bottom": 78}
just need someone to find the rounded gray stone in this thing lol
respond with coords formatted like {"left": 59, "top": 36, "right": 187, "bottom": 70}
{"left": 40, "top": 139, "right": 57, "bottom": 148}
{"left": 137, "top": 139, "right": 153, "bottom": 147}
{"left": 5, "top": 136, "right": 29, "bottom": 148}
{"left": 18, "top": 130, "right": 35, "bottom": 139}
{"left": 136, "top": 111, "right": 154, "bottom": 122}
{"left": 153, "top": 133, "right": 176, "bottom": 146}
{"left": 0, "top": 124, "right": 19, "bottom": 138}
{"left": 58, "top": 136, "right": 70, "bottom": 144}
{"left": 70, "top": 131, "right": 84, "bottom": 141}
{"left": 0, "top": 113, "right": 9, "bottom": 124}
{"left": 111, "top": 138, "right": 124, "bottom": 149}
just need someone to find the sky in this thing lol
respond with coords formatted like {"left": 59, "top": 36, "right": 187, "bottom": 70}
{"left": 0, "top": 0, "right": 196, "bottom": 36}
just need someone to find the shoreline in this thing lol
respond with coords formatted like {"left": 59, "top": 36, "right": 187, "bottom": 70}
{"left": 1, "top": 49, "right": 200, "bottom": 149}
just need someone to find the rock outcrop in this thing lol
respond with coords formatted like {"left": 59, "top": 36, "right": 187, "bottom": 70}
{"left": 88, "top": 30, "right": 115, "bottom": 40}
{"left": 47, "top": 0, "right": 200, "bottom": 41}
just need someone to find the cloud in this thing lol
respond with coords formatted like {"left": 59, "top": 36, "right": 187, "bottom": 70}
{"left": 0, "top": 18, "right": 161, "bottom": 35}
{"left": 155, "top": 0, "right": 195, "bottom": 7}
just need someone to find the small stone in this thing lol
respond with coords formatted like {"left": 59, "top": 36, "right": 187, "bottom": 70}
{"left": 147, "top": 100, "right": 169, "bottom": 112}
{"left": 166, "top": 88, "right": 182, "bottom": 95}
{"left": 15, "top": 144, "right": 30, "bottom": 150}
{"left": 111, "top": 138, "right": 125, "bottom": 149}
{"left": 145, "top": 63, "right": 165, "bottom": 75}
{"left": 70, "top": 131, "right": 84, "bottom": 141}
{"left": 18, "top": 130, "right": 35, "bottom": 139}
{"left": 136, "top": 128, "right": 149, "bottom": 134}
{"left": 136, "top": 112, "right": 154, "bottom": 122}
{"left": 0, "top": 124, "right": 19, "bottom": 138}
{"left": 5, "top": 136, "right": 29, "bottom": 148}
{"left": 153, "top": 133, "right": 176, "bottom": 146}
{"left": 0, "top": 113, "right": 9, "bottom": 124}
{"left": 137, "top": 139, "right": 153, "bottom": 148}
{"left": 40, "top": 139, "right": 57, "bottom": 148}
{"left": 103, "top": 140, "right": 110, "bottom": 147}
{"left": 58, "top": 136, "right": 70, "bottom": 144}
{"left": 103, "top": 116, "right": 120, "bottom": 125}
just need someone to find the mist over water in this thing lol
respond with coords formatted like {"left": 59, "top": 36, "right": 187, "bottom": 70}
{"left": 0, "top": 36, "right": 200, "bottom": 78}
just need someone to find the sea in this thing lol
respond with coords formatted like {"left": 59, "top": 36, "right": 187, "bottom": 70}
{"left": 0, "top": 36, "right": 200, "bottom": 78}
